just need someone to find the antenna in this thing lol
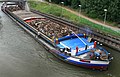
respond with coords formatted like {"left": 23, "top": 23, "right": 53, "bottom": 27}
{"left": 70, "top": 30, "right": 87, "bottom": 46}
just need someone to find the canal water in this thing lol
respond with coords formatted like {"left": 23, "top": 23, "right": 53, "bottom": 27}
{"left": 0, "top": 3, "right": 120, "bottom": 77}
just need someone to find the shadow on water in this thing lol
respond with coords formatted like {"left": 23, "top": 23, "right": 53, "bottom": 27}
{"left": 0, "top": 15, "right": 3, "bottom": 30}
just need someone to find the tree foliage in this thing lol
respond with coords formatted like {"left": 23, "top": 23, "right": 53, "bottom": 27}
{"left": 82, "top": 0, "right": 120, "bottom": 23}
{"left": 46, "top": 0, "right": 120, "bottom": 23}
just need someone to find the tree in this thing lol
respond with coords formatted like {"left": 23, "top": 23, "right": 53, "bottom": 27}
{"left": 46, "top": 0, "right": 120, "bottom": 23}
{"left": 71, "top": 0, "right": 80, "bottom": 9}
{"left": 81, "top": 0, "right": 120, "bottom": 23}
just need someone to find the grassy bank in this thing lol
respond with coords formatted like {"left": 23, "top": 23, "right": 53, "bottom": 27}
{"left": 28, "top": 1, "right": 120, "bottom": 37}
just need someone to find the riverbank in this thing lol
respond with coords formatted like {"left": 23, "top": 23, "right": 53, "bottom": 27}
{"left": 28, "top": 1, "right": 120, "bottom": 38}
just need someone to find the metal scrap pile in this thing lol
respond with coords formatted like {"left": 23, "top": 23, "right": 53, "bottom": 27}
{"left": 7, "top": 6, "right": 21, "bottom": 12}
{"left": 27, "top": 19, "right": 78, "bottom": 39}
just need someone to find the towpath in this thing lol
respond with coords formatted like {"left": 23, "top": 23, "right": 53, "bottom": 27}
{"left": 62, "top": 7, "right": 120, "bottom": 32}
{"left": 38, "top": 0, "right": 120, "bottom": 32}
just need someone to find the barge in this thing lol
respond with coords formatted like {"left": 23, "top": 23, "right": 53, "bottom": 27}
{"left": 2, "top": 3, "right": 113, "bottom": 70}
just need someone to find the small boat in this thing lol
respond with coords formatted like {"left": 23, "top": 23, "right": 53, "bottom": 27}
{"left": 3, "top": 5, "right": 113, "bottom": 70}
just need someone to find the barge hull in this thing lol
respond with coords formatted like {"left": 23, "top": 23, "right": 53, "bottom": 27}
{"left": 2, "top": 6, "right": 110, "bottom": 70}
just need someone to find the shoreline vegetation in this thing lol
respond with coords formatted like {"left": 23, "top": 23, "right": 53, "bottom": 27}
{"left": 28, "top": 1, "right": 120, "bottom": 38}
